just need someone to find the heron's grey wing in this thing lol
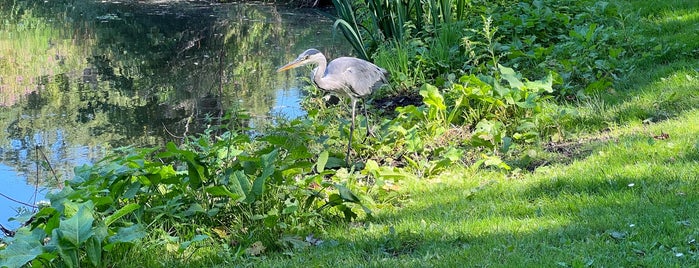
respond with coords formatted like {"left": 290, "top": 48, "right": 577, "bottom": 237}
{"left": 327, "top": 57, "right": 388, "bottom": 99}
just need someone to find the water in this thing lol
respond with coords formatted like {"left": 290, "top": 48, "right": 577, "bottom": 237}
{"left": 0, "top": 0, "right": 349, "bottom": 232}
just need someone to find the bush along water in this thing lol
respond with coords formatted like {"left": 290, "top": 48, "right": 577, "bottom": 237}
{"left": 0, "top": 117, "right": 374, "bottom": 267}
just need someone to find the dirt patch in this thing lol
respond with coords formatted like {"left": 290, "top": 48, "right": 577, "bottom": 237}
{"left": 433, "top": 125, "right": 472, "bottom": 148}
{"left": 526, "top": 134, "right": 618, "bottom": 170}
{"left": 372, "top": 93, "right": 423, "bottom": 115}
{"left": 544, "top": 133, "right": 617, "bottom": 157}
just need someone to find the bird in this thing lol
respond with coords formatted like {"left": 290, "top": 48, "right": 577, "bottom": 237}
{"left": 277, "top": 48, "right": 389, "bottom": 164}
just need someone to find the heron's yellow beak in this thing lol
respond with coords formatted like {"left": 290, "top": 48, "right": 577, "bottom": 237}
{"left": 276, "top": 60, "right": 302, "bottom": 72}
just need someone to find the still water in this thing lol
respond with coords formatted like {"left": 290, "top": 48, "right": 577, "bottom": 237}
{"left": 0, "top": 0, "right": 349, "bottom": 231}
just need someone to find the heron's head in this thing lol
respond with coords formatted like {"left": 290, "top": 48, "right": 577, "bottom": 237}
{"left": 277, "top": 49, "right": 324, "bottom": 72}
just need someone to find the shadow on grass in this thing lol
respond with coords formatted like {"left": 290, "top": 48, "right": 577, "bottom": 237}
{"left": 568, "top": 1, "right": 699, "bottom": 129}
{"left": 320, "top": 122, "right": 699, "bottom": 266}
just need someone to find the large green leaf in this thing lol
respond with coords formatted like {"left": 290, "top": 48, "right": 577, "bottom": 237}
{"left": 227, "top": 170, "right": 248, "bottom": 203}
{"left": 236, "top": 171, "right": 253, "bottom": 204}
{"left": 85, "top": 236, "right": 102, "bottom": 267}
{"left": 56, "top": 245, "right": 78, "bottom": 268}
{"left": 29, "top": 206, "right": 60, "bottom": 235}
{"left": 316, "top": 151, "right": 329, "bottom": 173}
{"left": 524, "top": 72, "right": 554, "bottom": 93}
{"left": 58, "top": 201, "right": 95, "bottom": 247}
{"left": 251, "top": 149, "right": 279, "bottom": 199}
{"left": 186, "top": 161, "right": 206, "bottom": 188}
{"left": 0, "top": 228, "right": 45, "bottom": 268}
{"left": 205, "top": 185, "right": 242, "bottom": 200}
{"left": 419, "top": 84, "right": 446, "bottom": 112}
{"left": 163, "top": 141, "right": 207, "bottom": 187}
{"left": 471, "top": 119, "right": 505, "bottom": 148}
{"left": 104, "top": 203, "right": 140, "bottom": 227}
{"left": 499, "top": 64, "right": 524, "bottom": 89}
{"left": 335, "top": 184, "right": 360, "bottom": 203}
{"left": 108, "top": 224, "right": 146, "bottom": 245}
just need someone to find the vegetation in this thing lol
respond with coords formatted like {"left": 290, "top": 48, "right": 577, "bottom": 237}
{"left": 1, "top": 0, "right": 698, "bottom": 267}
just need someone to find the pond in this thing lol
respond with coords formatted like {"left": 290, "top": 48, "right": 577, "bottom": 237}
{"left": 0, "top": 0, "right": 350, "bottom": 232}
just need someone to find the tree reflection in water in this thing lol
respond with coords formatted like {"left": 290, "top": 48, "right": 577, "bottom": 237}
{"left": 0, "top": 0, "right": 349, "bottom": 229}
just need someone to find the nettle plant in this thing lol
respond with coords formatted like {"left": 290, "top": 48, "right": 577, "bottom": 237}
{"left": 390, "top": 64, "right": 554, "bottom": 171}
{"left": 0, "top": 117, "right": 370, "bottom": 267}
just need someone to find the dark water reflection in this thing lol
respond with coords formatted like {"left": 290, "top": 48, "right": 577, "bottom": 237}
{"left": 0, "top": 0, "right": 349, "bottom": 229}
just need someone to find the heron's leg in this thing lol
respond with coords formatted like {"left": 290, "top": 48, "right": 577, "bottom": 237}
{"left": 346, "top": 99, "right": 357, "bottom": 165}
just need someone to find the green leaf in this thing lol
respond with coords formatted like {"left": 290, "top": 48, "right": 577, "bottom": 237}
{"left": 186, "top": 161, "right": 206, "bottom": 188}
{"left": 586, "top": 23, "right": 598, "bottom": 42}
{"left": 29, "top": 207, "right": 60, "bottom": 235}
{"left": 227, "top": 170, "right": 248, "bottom": 203}
{"left": 236, "top": 171, "right": 254, "bottom": 204}
{"left": 104, "top": 203, "right": 140, "bottom": 227}
{"left": 420, "top": 84, "right": 446, "bottom": 111}
{"left": 108, "top": 224, "right": 146, "bottom": 245}
{"left": 338, "top": 204, "right": 358, "bottom": 220}
{"left": 480, "top": 154, "right": 511, "bottom": 170}
{"left": 316, "top": 151, "right": 329, "bottom": 173}
{"left": 251, "top": 149, "right": 278, "bottom": 199}
{"left": 419, "top": 84, "right": 446, "bottom": 121}
{"left": 279, "top": 235, "right": 311, "bottom": 250}
{"left": 515, "top": 93, "right": 539, "bottom": 108}
{"left": 205, "top": 185, "right": 242, "bottom": 200}
{"left": 58, "top": 201, "right": 95, "bottom": 247}
{"left": 85, "top": 236, "right": 102, "bottom": 267}
{"left": 524, "top": 72, "right": 554, "bottom": 93}
{"left": 335, "top": 184, "right": 360, "bottom": 203}
{"left": 251, "top": 176, "right": 267, "bottom": 201}
{"left": 184, "top": 203, "right": 206, "bottom": 216}
{"left": 499, "top": 64, "right": 524, "bottom": 89}
{"left": 93, "top": 221, "right": 109, "bottom": 243}
{"left": 57, "top": 245, "right": 79, "bottom": 268}
{"left": 492, "top": 80, "right": 511, "bottom": 99}
{"left": 471, "top": 119, "right": 505, "bottom": 148}
{"left": 122, "top": 181, "right": 142, "bottom": 199}
{"left": 0, "top": 228, "right": 45, "bottom": 268}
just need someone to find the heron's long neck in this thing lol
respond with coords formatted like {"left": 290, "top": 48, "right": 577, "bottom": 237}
{"left": 312, "top": 56, "right": 333, "bottom": 90}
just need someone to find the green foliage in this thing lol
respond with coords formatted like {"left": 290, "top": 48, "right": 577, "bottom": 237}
{"left": 388, "top": 64, "right": 553, "bottom": 166}
{"left": 335, "top": 0, "right": 668, "bottom": 102}
{"left": 329, "top": 0, "right": 370, "bottom": 60}
{"left": 0, "top": 112, "right": 374, "bottom": 267}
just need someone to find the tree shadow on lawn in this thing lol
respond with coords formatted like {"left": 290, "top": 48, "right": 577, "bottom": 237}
{"left": 334, "top": 175, "right": 698, "bottom": 266}
{"left": 324, "top": 129, "right": 699, "bottom": 266}
{"left": 569, "top": 1, "right": 699, "bottom": 127}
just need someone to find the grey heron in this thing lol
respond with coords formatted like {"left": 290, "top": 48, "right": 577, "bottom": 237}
{"left": 277, "top": 48, "right": 389, "bottom": 164}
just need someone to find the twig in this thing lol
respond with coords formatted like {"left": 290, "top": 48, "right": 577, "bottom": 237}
{"left": 36, "top": 145, "right": 61, "bottom": 188}
{"left": 0, "top": 192, "right": 37, "bottom": 209}
{"left": 162, "top": 122, "right": 185, "bottom": 139}
{"left": 34, "top": 145, "right": 40, "bottom": 212}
